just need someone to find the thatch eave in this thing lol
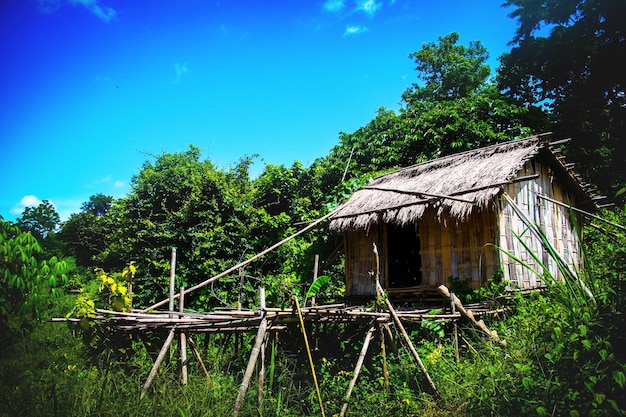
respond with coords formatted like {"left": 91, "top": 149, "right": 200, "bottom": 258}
{"left": 328, "top": 133, "right": 590, "bottom": 233}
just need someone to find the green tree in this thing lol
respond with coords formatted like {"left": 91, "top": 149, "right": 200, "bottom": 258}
{"left": 81, "top": 193, "right": 113, "bottom": 217}
{"left": 16, "top": 199, "right": 60, "bottom": 240}
{"left": 498, "top": 0, "right": 626, "bottom": 201}
{"left": 312, "top": 32, "right": 536, "bottom": 197}
{"left": 402, "top": 32, "right": 491, "bottom": 103}
{"left": 95, "top": 146, "right": 260, "bottom": 308}
{"left": 0, "top": 216, "right": 69, "bottom": 340}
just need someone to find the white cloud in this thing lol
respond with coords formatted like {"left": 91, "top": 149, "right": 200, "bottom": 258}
{"left": 10, "top": 195, "right": 43, "bottom": 215}
{"left": 37, "top": 0, "right": 116, "bottom": 22}
{"left": 174, "top": 62, "right": 189, "bottom": 84}
{"left": 323, "top": 0, "right": 345, "bottom": 13}
{"left": 356, "top": 0, "right": 381, "bottom": 16}
{"left": 69, "top": 0, "right": 117, "bottom": 22}
{"left": 114, "top": 180, "right": 125, "bottom": 188}
{"left": 96, "top": 175, "right": 112, "bottom": 184}
{"left": 344, "top": 25, "right": 368, "bottom": 36}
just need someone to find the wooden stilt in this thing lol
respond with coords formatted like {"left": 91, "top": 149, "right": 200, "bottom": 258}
{"left": 187, "top": 336, "right": 210, "bottom": 381}
{"left": 311, "top": 254, "right": 320, "bottom": 307}
{"left": 140, "top": 328, "right": 176, "bottom": 399}
{"left": 373, "top": 244, "right": 439, "bottom": 397}
{"left": 340, "top": 325, "right": 376, "bottom": 417}
{"left": 179, "top": 287, "right": 188, "bottom": 386}
{"left": 168, "top": 248, "right": 176, "bottom": 363}
{"left": 294, "top": 296, "right": 326, "bottom": 417}
{"left": 168, "top": 248, "right": 176, "bottom": 313}
{"left": 378, "top": 323, "right": 390, "bottom": 392}
{"left": 234, "top": 289, "right": 268, "bottom": 417}
{"left": 377, "top": 280, "right": 439, "bottom": 396}
{"left": 374, "top": 243, "right": 439, "bottom": 396}
{"left": 381, "top": 323, "right": 399, "bottom": 356}
{"left": 258, "top": 288, "right": 266, "bottom": 412}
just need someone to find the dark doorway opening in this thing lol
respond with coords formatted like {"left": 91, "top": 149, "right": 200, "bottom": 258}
{"left": 387, "top": 224, "right": 421, "bottom": 288}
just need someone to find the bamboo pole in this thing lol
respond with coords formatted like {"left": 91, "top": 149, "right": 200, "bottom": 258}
{"left": 169, "top": 248, "right": 176, "bottom": 313}
{"left": 373, "top": 243, "right": 439, "bottom": 397}
{"left": 311, "top": 254, "right": 319, "bottom": 307}
{"left": 381, "top": 323, "right": 399, "bottom": 356}
{"left": 258, "top": 288, "right": 266, "bottom": 412}
{"left": 340, "top": 325, "right": 376, "bottom": 417}
{"left": 179, "top": 287, "right": 188, "bottom": 385}
{"left": 332, "top": 175, "right": 540, "bottom": 220}
{"left": 293, "top": 296, "right": 326, "bottom": 417}
{"left": 438, "top": 285, "right": 506, "bottom": 347}
{"left": 142, "top": 206, "right": 343, "bottom": 312}
{"left": 187, "top": 336, "right": 210, "bottom": 381}
{"left": 378, "top": 324, "right": 390, "bottom": 392}
{"left": 450, "top": 292, "right": 459, "bottom": 362}
{"left": 140, "top": 328, "right": 176, "bottom": 399}
{"left": 233, "top": 289, "right": 268, "bottom": 417}
{"left": 536, "top": 193, "right": 625, "bottom": 231}
{"left": 376, "top": 279, "right": 439, "bottom": 396}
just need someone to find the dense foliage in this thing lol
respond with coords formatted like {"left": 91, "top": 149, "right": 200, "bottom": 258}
{"left": 499, "top": 0, "right": 626, "bottom": 202}
{"left": 2, "top": 0, "right": 625, "bottom": 415}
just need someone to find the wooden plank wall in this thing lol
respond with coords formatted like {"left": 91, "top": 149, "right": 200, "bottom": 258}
{"left": 418, "top": 207, "right": 498, "bottom": 290}
{"left": 498, "top": 160, "right": 582, "bottom": 288}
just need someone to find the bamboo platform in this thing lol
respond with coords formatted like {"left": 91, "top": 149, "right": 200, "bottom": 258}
{"left": 53, "top": 300, "right": 505, "bottom": 334}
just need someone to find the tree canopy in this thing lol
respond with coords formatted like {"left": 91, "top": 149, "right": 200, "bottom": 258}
{"left": 499, "top": 0, "right": 626, "bottom": 201}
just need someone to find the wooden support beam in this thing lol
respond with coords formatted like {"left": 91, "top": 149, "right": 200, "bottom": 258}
{"left": 340, "top": 325, "right": 376, "bottom": 417}
{"left": 537, "top": 193, "right": 625, "bottom": 231}
{"left": 438, "top": 285, "right": 506, "bottom": 347}
{"left": 373, "top": 244, "right": 439, "bottom": 397}
{"left": 140, "top": 328, "right": 176, "bottom": 399}
{"left": 187, "top": 336, "right": 210, "bottom": 381}
{"left": 179, "top": 287, "right": 188, "bottom": 386}
{"left": 378, "top": 324, "right": 390, "bottom": 392}
{"left": 233, "top": 301, "right": 268, "bottom": 416}
{"left": 294, "top": 296, "right": 326, "bottom": 417}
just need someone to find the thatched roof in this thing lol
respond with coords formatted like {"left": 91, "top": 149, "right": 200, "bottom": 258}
{"left": 329, "top": 133, "right": 595, "bottom": 232}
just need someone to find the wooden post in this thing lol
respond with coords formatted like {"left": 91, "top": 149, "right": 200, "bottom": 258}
{"left": 294, "top": 296, "right": 326, "bottom": 417}
{"left": 169, "top": 248, "right": 176, "bottom": 313}
{"left": 179, "top": 287, "right": 188, "bottom": 386}
{"left": 311, "top": 254, "right": 320, "bottom": 306}
{"left": 258, "top": 288, "right": 266, "bottom": 412}
{"left": 340, "top": 325, "right": 376, "bottom": 417}
{"left": 140, "top": 328, "right": 176, "bottom": 399}
{"left": 378, "top": 324, "right": 390, "bottom": 392}
{"left": 381, "top": 323, "right": 399, "bottom": 356}
{"left": 376, "top": 280, "right": 439, "bottom": 396}
{"left": 450, "top": 292, "right": 459, "bottom": 362}
{"left": 168, "top": 247, "right": 176, "bottom": 362}
{"left": 373, "top": 243, "right": 439, "bottom": 396}
{"left": 233, "top": 289, "right": 268, "bottom": 417}
{"left": 187, "top": 336, "right": 210, "bottom": 381}
{"left": 373, "top": 243, "right": 439, "bottom": 397}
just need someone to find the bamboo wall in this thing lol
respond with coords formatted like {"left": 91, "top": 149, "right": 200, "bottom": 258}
{"left": 344, "top": 224, "right": 387, "bottom": 297}
{"left": 498, "top": 159, "right": 582, "bottom": 288}
{"left": 418, "top": 207, "right": 499, "bottom": 289}
{"left": 344, "top": 206, "right": 500, "bottom": 296}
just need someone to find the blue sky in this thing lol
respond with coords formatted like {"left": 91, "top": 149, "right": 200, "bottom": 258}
{"left": 0, "top": 0, "right": 518, "bottom": 221}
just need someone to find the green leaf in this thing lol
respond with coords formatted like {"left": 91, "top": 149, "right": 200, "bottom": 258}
{"left": 306, "top": 275, "right": 331, "bottom": 299}
{"left": 613, "top": 371, "right": 626, "bottom": 389}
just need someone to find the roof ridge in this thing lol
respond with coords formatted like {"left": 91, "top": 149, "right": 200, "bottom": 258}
{"left": 379, "top": 133, "right": 553, "bottom": 178}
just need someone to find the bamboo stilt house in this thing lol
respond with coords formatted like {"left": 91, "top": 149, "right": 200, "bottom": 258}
{"left": 329, "top": 133, "right": 600, "bottom": 299}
